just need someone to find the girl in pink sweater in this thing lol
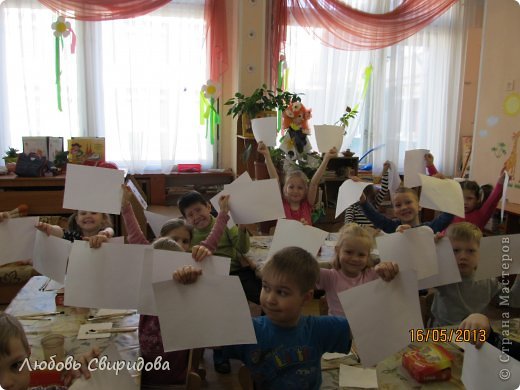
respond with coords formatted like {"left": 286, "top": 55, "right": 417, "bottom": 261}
{"left": 317, "top": 223, "right": 399, "bottom": 316}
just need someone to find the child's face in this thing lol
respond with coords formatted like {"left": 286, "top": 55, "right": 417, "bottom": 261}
{"left": 75, "top": 211, "right": 104, "bottom": 235}
{"left": 283, "top": 177, "right": 307, "bottom": 204}
{"left": 393, "top": 193, "right": 420, "bottom": 225}
{"left": 463, "top": 189, "right": 479, "bottom": 213}
{"left": 450, "top": 238, "right": 479, "bottom": 277}
{"left": 336, "top": 235, "right": 371, "bottom": 277}
{"left": 166, "top": 227, "right": 191, "bottom": 251}
{"left": 0, "top": 337, "right": 30, "bottom": 390}
{"left": 260, "top": 273, "right": 312, "bottom": 328}
{"left": 183, "top": 202, "right": 212, "bottom": 230}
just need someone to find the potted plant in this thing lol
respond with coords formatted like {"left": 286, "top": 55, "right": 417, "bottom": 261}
{"left": 225, "top": 84, "right": 301, "bottom": 137}
{"left": 3, "top": 147, "right": 19, "bottom": 164}
{"left": 335, "top": 106, "right": 358, "bottom": 128}
{"left": 53, "top": 150, "right": 69, "bottom": 173}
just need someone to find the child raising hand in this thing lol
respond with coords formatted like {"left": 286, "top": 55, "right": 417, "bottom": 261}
{"left": 35, "top": 211, "right": 113, "bottom": 248}
{"left": 258, "top": 141, "right": 337, "bottom": 225}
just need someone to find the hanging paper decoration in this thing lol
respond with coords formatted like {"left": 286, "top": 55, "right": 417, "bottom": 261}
{"left": 51, "top": 16, "right": 76, "bottom": 111}
{"left": 200, "top": 80, "right": 221, "bottom": 145}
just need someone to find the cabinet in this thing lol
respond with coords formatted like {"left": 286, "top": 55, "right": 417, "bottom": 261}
{"left": 130, "top": 172, "right": 234, "bottom": 206}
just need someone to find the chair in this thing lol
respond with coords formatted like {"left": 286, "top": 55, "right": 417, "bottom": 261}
{"left": 420, "top": 290, "right": 435, "bottom": 327}
{"left": 140, "top": 349, "right": 204, "bottom": 390}
{"left": 238, "top": 365, "right": 254, "bottom": 390}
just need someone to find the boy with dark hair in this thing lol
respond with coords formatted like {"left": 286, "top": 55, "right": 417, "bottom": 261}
{"left": 177, "top": 191, "right": 260, "bottom": 374}
{"left": 174, "top": 246, "right": 352, "bottom": 389}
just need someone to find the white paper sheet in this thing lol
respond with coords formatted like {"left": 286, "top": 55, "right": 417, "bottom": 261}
{"left": 461, "top": 341, "right": 520, "bottom": 390}
{"left": 339, "top": 364, "right": 378, "bottom": 388}
{"left": 419, "top": 174, "right": 465, "bottom": 218}
{"left": 474, "top": 234, "right": 520, "bottom": 280}
{"left": 226, "top": 179, "right": 285, "bottom": 224}
{"left": 338, "top": 269, "right": 423, "bottom": 367}
{"left": 251, "top": 117, "right": 277, "bottom": 147}
{"left": 0, "top": 217, "right": 39, "bottom": 265}
{"left": 153, "top": 274, "right": 257, "bottom": 351}
{"left": 65, "top": 241, "right": 146, "bottom": 310}
{"left": 68, "top": 343, "right": 138, "bottom": 390}
{"left": 335, "top": 179, "right": 372, "bottom": 218}
{"left": 387, "top": 161, "right": 401, "bottom": 198}
{"left": 418, "top": 237, "right": 462, "bottom": 290}
{"left": 313, "top": 125, "right": 344, "bottom": 154}
{"left": 322, "top": 352, "right": 351, "bottom": 361}
{"left": 138, "top": 248, "right": 231, "bottom": 315}
{"left": 126, "top": 179, "right": 148, "bottom": 209}
{"left": 501, "top": 172, "right": 510, "bottom": 222}
{"left": 32, "top": 231, "right": 71, "bottom": 284}
{"left": 210, "top": 172, "right": 252, "bottom": 229}
{"left": 143, "top": 210, "right": 172, "bottom": 238}
{"left": 268, "top": 219, "right": 328, "bottom": 258}
{"left": 376, "top": 226, "right": 438, "bottom": 279}
{"left": 404, "top": 149, "right": 429, "bottom": 188}
{"left": 77, "top": 322, "right": 113, "bottom": 340}
{"left": 63, "top": 164, "right": 124, "bottom": 215}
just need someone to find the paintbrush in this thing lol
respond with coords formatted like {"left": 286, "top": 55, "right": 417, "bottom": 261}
{"left": 17, "top": 311, "right": 64, "bottom": 319}
{"left": 87, "top": 327, "right": 137, "bottom": 334}
{"left": 87, "top": 311, "right": 136, "bottom": 321}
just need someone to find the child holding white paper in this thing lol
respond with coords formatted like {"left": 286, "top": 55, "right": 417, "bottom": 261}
{"left": 317, "top": 223, "right": 399, "bottom": 316}
{"left": 344, "top": 161, "right": 390, "bottom": 227}
{"left": 120, "top": 184, "right": 210, "bottom": 260}
{"left": 35, "top": 211, "right": 114, "bottom": 248}
{"left": 425, "top": 153, "right": 506, "bottom": 231}
{"left": 120, "top": 186, "right": 214, "bottom": 382}
{"left": 359, "top": 187, "right": 454, "bottom": 234}
{"left": 431, "top": 222, "right": 519, "bottom": 326}
{"left": 177, "top": 190, "right": 259, "bottom": 374}
{"left": 0, "top": 313, "right": 99, "bottom": 389}
{"left": 173, "top": 246, "right": 352, "bottom": 389}
{"left": 258, "top": 141, "right": 337, "bottom": 225}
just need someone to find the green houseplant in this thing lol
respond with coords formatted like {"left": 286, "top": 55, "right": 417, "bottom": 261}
{"left": 225, "top": 84, "right": 301, "bottom": 119}
{"left": 225, "top": 85, "right": 301, "bottom": 137}
{"left": 3, "top": 147, "right": 19, "bottom": 164}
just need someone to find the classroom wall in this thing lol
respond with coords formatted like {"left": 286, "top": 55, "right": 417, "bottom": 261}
{"left": 471, "top": 0, "right": 520, "bottom": 203}
{"left": 219, "top": 0, "right": 269, "bottom": 173}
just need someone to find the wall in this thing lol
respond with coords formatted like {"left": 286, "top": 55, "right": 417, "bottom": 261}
{"left": 219, "top": 0, "right": 268, "bottom": 173}
{"left": 471, "top": 0, "right": 520, "bottom": 203}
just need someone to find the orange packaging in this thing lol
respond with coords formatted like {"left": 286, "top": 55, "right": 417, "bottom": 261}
{"left": 402, "top": 343, "right": 452, "bottom": 383}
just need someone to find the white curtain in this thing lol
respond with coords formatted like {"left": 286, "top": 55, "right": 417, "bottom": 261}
{"left": 0, "top": 0, "right": 212, "bottom": 173}
{"left": 285, "top": 0, "right": 475, "bottom": 175}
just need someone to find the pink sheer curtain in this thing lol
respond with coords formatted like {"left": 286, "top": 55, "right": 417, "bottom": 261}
{"left": 37, "top": 0, "right": 171, "bottom": 21}
{"left": 205, "top": 0, "right": 228, "bottom": 81}
{"left": 272, "top": 0, "right": 458, "bottom": 84}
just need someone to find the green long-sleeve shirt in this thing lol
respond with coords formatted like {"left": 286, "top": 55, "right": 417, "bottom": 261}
{"left": 191, "top": 215, "right": 250, "bottom": 272}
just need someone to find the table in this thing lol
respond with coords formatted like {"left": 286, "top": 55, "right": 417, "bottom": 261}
{"left": 320, "top": 319, "right": 520, "bottom": 389}
{"left": 5, "top": 276, "right": 140, "bottom": 379}
{"left": 0, "top": 174, "right": 70, "bottom": 215}
{"left": 248, "top": 236, "right": 336, "bottom": 269}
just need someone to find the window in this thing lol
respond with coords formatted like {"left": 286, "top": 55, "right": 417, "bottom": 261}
{"left": 284, "top": 0, "right": 467, "bottom": 174}
{"left": 0, "top": 0, "right": 212, "bottom": 173}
